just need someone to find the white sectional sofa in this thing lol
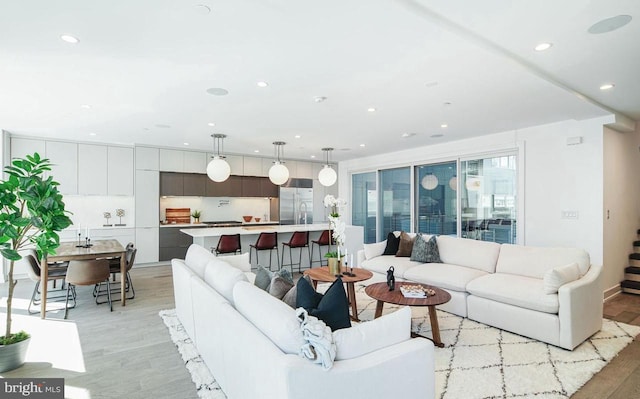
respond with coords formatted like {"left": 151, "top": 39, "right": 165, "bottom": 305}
{"left": 357, "top": 234, "right": 603, "bottom": 350}
{"left": 171, "top": 244, "right": 435, "bottom": 399}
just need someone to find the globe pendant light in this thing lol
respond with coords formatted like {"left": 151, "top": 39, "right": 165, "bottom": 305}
{"left": 269, "top": 141, "right": 290, "bottom": 185}
{"left": 207, "top": 134, "right": 231, "bottom": 182}
{"left": 318, "top": 147, "right": 337, "bottom": 187}
{"left": 421, "top": 174, "right": 438, "bottom": 190}
{"left": 449, "top": 175, "right": 457, "bottom": 191}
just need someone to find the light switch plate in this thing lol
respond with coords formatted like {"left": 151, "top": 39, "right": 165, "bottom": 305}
{"left": 561, "top": 210, "right": 579, "bottom": 219}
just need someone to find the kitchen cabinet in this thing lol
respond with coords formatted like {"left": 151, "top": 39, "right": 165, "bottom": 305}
{"left": 159, "top": 149, "right": 184, "bottom": 172}
{"left": 260, "top": 178, "right": 279, "bottom": 198}
{"left": 184, "top": 151, "right": 207, "bottom": 173}
{"left": 78, "top": 144, "right": 108, "bottom": 195}
{"left": 244, "top": 156, "right": 264, "bottom": 176}
{"left": 136, "top": 227, "right": 159, "bottom": 264}
{"left": 10, "top": 137, "right": 46, "bottom": 160}
{"left": 183, "top": 173, "right": 206, "bottom": 196}
{"left": 206, "top": 175, "right": 242, "bottom": 197}
{"left": 241, "top": 176, "right": 263, "bottom": 197}
{"left": 136, "top": 146, "right": 159, "bottom": 170}
{"left": 135, "top": 170, "right": 159, "bottom": 227}
{"left": 108, "top": 146, "right": 134, "bottom": 195}
{"left": 261, "top": 158, "right": 274, "bottom": 177}
{"left": 160, "top": 172, "right": 184, "bottom": 196}
{"left": 226, "top": 155, "right": 244, "bottom": 175}
{"left": 46, "top": 141, "right": 78, "bottom": 195}
{"left": 159, "top": 226, "right": 197, "bottom": 261}
{"left": 296, "top": 161, "right": 314, "bottom": 179}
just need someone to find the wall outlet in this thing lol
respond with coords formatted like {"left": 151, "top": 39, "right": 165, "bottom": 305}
{"left": 561, "top": 210, "right": 579, "bottom": 219}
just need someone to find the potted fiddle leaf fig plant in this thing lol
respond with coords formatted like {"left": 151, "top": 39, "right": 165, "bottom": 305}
{"left": 0, "top": 153, "right": 72, "bottom": 372}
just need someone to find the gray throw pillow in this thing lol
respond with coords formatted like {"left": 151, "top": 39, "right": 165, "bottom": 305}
{"left": 254, "top": 265, "right": 294, "bottom": 292}
{"left": 282, "top": 275, "right": 312, "bottom": 308}
{"left": 425, "top": 236, "right": 442, "bottom": 263}
{"left": 410, "top": 234, "right": 428, "bottom": 263}
{"left": 269, "top": 274, "right": 294, "bottom": 300}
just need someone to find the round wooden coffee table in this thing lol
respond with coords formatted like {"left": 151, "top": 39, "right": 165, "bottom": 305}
{"left": 304, "top": 266, "right": 373, "bottom": 322}
{"left": 365, "top": 282, "right": 451, "bottom": 347}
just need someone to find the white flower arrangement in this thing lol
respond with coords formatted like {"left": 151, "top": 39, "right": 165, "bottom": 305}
{"left": 324, "top": 194, "right": 347, "bottom": 256}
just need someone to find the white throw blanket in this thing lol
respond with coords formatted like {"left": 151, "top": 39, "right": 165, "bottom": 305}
{"left": 296, "top": 308, "right": 337, "bottom": 370}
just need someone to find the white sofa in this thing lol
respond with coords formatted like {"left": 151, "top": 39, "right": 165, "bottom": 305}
{"left": 357, "top": 234, "right": 603, "bottom": 350}
{"left": 171, "top": 244, "right": 435, "bottom": 399}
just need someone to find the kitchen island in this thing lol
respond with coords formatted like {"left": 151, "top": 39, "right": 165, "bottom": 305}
{"left": 180, "top": 223, "right": 364, "bottom": 270}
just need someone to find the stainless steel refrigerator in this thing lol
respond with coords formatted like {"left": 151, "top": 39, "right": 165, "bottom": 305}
{"left": 279, "top": 178, "right": 314, "bottom": 225}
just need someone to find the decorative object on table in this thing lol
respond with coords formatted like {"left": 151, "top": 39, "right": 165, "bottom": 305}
{"left": 386, "top": 266, "right": 395, "bottom": 291}
{"left": 115, "top": 208, "right": 126, "bottom": 226}
{"left": 191, "top": 210, "right": 201, "bottom": 224}
{"left": 268, "top": 141, "right": 289, "bottom": 185}
{"left": 207, "top": 133, "right": 231, "bottom": 182}
{"left": 342, "top": 250, "right": 355, "bottom": 277}
{"left": 323, "top": 194, "right": 347, "bottom": 277}
{"left": 103, "top": 211, "right": 112, "bottom": 226}
{"left": 254, "top": 217, "right": 261, "bottom": 222}
{"left": 318, "top": 148, "right": 337, "bottom": 187}
{"left": 0, "top": 153, "right": 72, "bottom": 372}
{"left": 242, "top": 215, "right": 253, "bottom": 223}
{"left": 399, "top": 284, "right": 436, "bottom": 298}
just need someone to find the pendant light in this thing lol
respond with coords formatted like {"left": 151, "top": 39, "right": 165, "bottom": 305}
{"left": 449, "top": 175, "right": 457, "bottom": 191}
{"left": 269, "top": 141, "right": 290, "bottom": 185}
{"left": 421, "top": 174, "right": 438, "bottom": 190}
{"left": 318, "top": 147, "right": 337, "bottom": 187}
{"left": 206, "top": 134, "right": 231, "bottom": 182}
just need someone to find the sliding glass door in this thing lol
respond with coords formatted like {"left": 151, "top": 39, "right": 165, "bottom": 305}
{"left": 379, "top": 167, "right": 411, "bottom": 240}
{"left": 351, "top": 172, "right": 377, "bottom": 244}
{"left": 460, "top": 155, "right": 517, "bottom": 244}
{"left": 415, "top": 162, "right": 457, "bottom": 236}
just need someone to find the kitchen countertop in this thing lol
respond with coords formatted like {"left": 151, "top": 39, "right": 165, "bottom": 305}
{"left": 160, "top": 221, "right": 280, "bottom": 228}
{"left": 180, "top": 223, "right": 329, "bottom": 237}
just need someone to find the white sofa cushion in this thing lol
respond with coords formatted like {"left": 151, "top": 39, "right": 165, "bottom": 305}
{"left": 185, "top": 244, "right": 215, "bottom": 278}
{"left": 436, "top": 236, "right": 501, "bottom": 273}
{"left": 220, "top": 252, "right": 251, "bottom": 272}
{"left": 204, "top": 258, "right": 249, "bottom": 304}
{"left": 360, "top": 255, "right": 422, "bottom": 278}
{"left": 233, "top": 281, "right": 306, "bottom": 355}
{"left": 466, "top": 274, "right": 559, "bottom": 314}
{"left": 403, "top": 263, "right": 488, "bottom": 292}
{"left": 363, "top": 241, "right": 387, "bottom": 260}
{"left": 543, "top": 263, "right": 581, "bottom": 294}
{"left": 496, "top": 244, "right": 590, "bottom": 278}
{"left": 333, "top": 306, "right": 411, "bottom": 360}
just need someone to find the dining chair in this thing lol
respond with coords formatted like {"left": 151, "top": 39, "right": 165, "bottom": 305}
{"left": 281, "top": 231, "right": 310, "bottom": 273}
{"left": 22, "top": 253, "right": 74, "bottom": 314}
{"left": 65, "top": 259, "right": 112, "bottom": 319}
{"left": 249, "top": 232, "right": 279, "bottom": 271}
{"left": 95, "top": 242, "right": 137, "bottom": 301}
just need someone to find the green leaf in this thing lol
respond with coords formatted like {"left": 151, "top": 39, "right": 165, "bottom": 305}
{"left": 1, "top": 248, "right": 20, "bottom": 261}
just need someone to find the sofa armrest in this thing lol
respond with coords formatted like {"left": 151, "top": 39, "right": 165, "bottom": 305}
{"left": 282, "top": 338, "right": 435, "bottom": 399}
{"left": 558, "top": 264, "right": 603, "bottom": 349}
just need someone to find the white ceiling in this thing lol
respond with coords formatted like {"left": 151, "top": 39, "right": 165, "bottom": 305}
{"left": 0, "top": 0, "right": 638, "bottom": 161}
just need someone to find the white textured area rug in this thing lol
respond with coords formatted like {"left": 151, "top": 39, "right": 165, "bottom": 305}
{"left": 160, "top": 283, "right": 640, "bottom": 399}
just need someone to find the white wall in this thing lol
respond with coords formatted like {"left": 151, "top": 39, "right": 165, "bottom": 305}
{"left": 338, "top": 116, "right": 613, "bottom": 268}
{"left": 63, "top": 196, "right": 135, "bottom": 229}
{"left": 602, "top": 125, "right": 640, "bottom": 296}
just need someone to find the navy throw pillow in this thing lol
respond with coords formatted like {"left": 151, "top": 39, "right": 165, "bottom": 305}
{"left": 296, "top": 277, "right": 351, "bottom": 331}
{"left": 382, "top": 232, "right": 400, "bottom": 255}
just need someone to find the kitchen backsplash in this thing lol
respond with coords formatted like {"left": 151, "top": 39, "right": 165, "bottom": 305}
{"left": 160, "top": 197, "right": 272, "bottom": 223}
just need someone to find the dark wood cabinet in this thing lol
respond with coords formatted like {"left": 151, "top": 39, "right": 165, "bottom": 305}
{"left": 206, "top": 175, "right": 242, "bottom": 197}
{"left": 241, "top": 176, "right": 263, "bottom": 197}
{"left": 183, "top": 173, "right": 206, "bottom": 196}
{"left": 160, "top": 172, "right": 183, "bottom": 196}
{"left": 159, "top": 226, "right": 205, "bottom": 261}
{"left": 260, "top": 178, "right": 279, "bottom": 198}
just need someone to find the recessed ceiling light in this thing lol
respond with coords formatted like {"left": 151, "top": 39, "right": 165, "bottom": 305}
{"left": 254, "top": 150, "right": 260, "bottom": 153}
{"left": 600, "top": 83, "right": 615, "bottom": 90}
{"left": 155, "top": 124, "right": 171, "bottom": 128}
{"left": 534, "top": 42, "right": 553, "bottom": 51}
{"left": 294, "top": 135, "right": 301, "bottom": 139}
{"left": 183, "top": 142, "right": 190, "bottom": 146}
{"left": 310, "top": 155, "right": 316, "bottom": 158}
{"left": 431, "top": 134, "right": 444, "bottom": 138}
{"left": 207, "top": 122, "right": 216, "bottom": 127}
{"left": 257, "top": 81, "right": 268, "bottom": 88}
{"left": 89, "top": 132, "right": 97, "bottom": 136}
{"left": 367, "top": 108, "right": 376, "bottom": 112}
{"left": 81, "top": 104, "right": 91, "bottom": 109}
{"left": 441, "top": 124, "right": 448, "bottom": 128}
{"left": 60, "top": 34, "right": 79, "bottom": 44}
{"left": 588, "top": 15, "right": 632, "bottom": 34}
{"left": 360, "top": 144, "right": 366, "bottom": 147}
{"left": 401, "top": 133, "right": 416, "bottom": 138}
{"left": 314, "top": 96, "right": 327, "bottom": 103}
{"left": 206, "top": 88, "right": 229, "bottom": 96}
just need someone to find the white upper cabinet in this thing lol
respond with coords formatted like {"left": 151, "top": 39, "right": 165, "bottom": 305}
{"left": 159, "top": 149, "right": 184, "bottom": 172}
{"left": 183, "top": 151, "right": 207, "bottom": 173}
{"left": 295, "top": 161, "right": 313, "bottom": 179}
{"left": 244, "top": 156, "right": 264, "bottom": 176}
{"left": 225, "top": 154, "right": 244, "bottom": 175}
{"left": 108, "top": 146, "right": 134, "bottom": 196}
{"left": 135, "top": 169, "right": 159, "bottom": 227}
{"left": 285, "top": 160, "right": 298, "bottom": 179}
{"left": 78, "top": 144, "right": 108, "bottom": 195}
{"left": 45, "top": 141, "right": 78, "bottom": 194}
{"left": 261, "top": 158, "right": 273, "bottom": 177}
{"left": 10, "top": 137, "right": 46, "bottom": 161}
{"left": 135, "top": 147, "right": 159, "bottom": 170}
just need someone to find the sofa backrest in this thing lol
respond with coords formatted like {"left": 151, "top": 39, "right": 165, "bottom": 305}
{"left": 496, "top": 244, "right": 591, "bottom": 279}
{"left": 436, "top": 236, "right": 501, "bottom": 273}
{"left": 204, "top": 258, "right": 249, "bottom": 304}
{"left": 184, "top": 244, "right": 215, "bottom": 278}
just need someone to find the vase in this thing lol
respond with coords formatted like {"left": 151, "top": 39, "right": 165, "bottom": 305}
{"left": 194, "top": 218, "right": 200, "bottom": 224}
{"left": 328, "top": 257, "right": 342, "bottom": 275}
{"left": 0, "top": 337, "right": 30, "bottom": 373}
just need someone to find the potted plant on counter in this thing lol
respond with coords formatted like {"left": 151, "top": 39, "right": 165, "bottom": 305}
{"left": 0, "top": 153, "right": 72, "bottom": 372}
{"left": 191, "top": 210, "right": 201, "bottom": 224}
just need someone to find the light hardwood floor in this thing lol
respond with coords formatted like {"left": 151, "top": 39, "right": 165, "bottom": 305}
{"left": 2, "top": 265, "right": 640, "bottom": 398}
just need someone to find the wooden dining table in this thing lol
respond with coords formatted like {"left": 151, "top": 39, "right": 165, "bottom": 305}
{"left": 41, "top": 239, "right": 127, "bottom": 319}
